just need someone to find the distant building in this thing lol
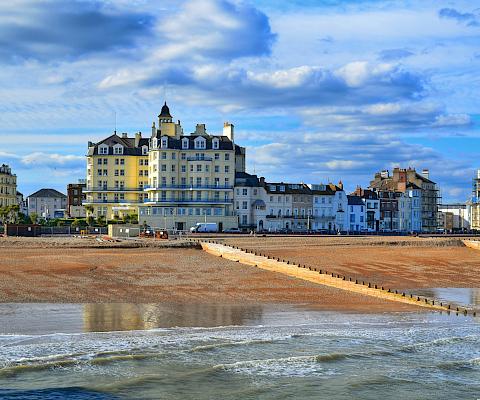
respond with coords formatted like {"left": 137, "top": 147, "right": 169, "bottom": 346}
{"left": 234, "top": 172, "right": 266, "bottom": 231}
{"left": 0, "top": 164, "right": 17, "bottom": 208}
{"left": 16, "top": 191, "right": 27, "bottom": 215}
{"left": 350, "top": 187, "right": 380, "bottom": 232}
{"left": 347, "top": 195, "right": 366, "bottom": 232}
{"left": 309, "top": 182, "right": 347, "bottom": 232}
{"left": 369, "top": 167, "right": 440, "bottom": 232}
{"left": 27, "top": 189, "right": 67, "bottom": 219}
{"left": 438, "top": 203, "right": 470, "bottom": 232}
{"left": 67, "top": 180, "right": 86, "bottom": 217}
{"left": 471, "top": 169, "right": 480, "bottom": 230}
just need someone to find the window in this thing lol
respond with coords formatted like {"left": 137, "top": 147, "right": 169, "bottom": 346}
{"left": 242, "top": 188, "right": 248, "bottom": 195}
{"left": 181, "top": 165, "right": 186, "bottom": 173}
{"left": 172, "top": 153, "right": 176, "bottom": 160}
{"left": 212, "top": 138, "right": 219, "bottom": 149}
{"left": 161, "top": 164, "right": 166, "bottom": 172}
{"left": 225, "top": 153, "right": 230, "bottom": 161}
{"left": 350, "top": 214, "right": 355, "bottom": 223}
{"left": 99, "top": 145, "right": 108, "bottom": 155}
{"left": 161, "top": 152, "right": 166, "bottom": 160}
{"left": 194, "top": 137, "right": 206, "bottom": 149}
{"left": 182, "top": 138, "right": 189, "bottom": 149}
{"left": 120, "top": 170, "right": 125, "bottom": 176}
{"left": 224, "top": 166, "right": 229, "bottom": 173}
{"left": 242, "top": 201, "right": 248, "bottom": 210}
{"left": 142, "top": 146, "right": 148, "bottom": 155}
{"left": 181, "top": 153, "right": 186, "bottom": 160}
{"left": 171, "top": 165, "right": 176, "bottom": 172}
{"left": 97, "top": 159, "right": 102, "bottom": 165}
{"left": 214, "top": 153, "right": 219, "bottom": 160}
{"left": 205, "top": 165, "right": 209, "bottom": 172}
{"left": 161, "top": 137, "right": 168, "bottom": 148}
{"left": 196, "top": 165, "right": 202, "bottom": 172}
{"left": 113, "top": 145, "right": 123, "bottom": 155}
{"left": 214, "top": 166, "right": 219, "bottom": 173}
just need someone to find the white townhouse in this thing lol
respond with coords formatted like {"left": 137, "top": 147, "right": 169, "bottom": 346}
{"left": 347, "top": 195, "right": 366, "bottom": 232}
{"left": 234, "top": 172, "right": 267, "bottom": 231}
{"left": 398, "top": 183, "right": 423, "bottom": 232}
{"left": 308, "top": 182, "right": 347, "bottom": 232}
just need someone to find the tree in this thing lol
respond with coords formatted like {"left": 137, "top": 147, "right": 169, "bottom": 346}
{"left": 96, "top": 215, "right": 106, "bottom": 227}
{"left": 86, "top": 215, "right": 94, "bottom": 226}
{"left": 84, "top": 205, "right": 94, "bottom": 217}
{"left": 30, "top": 212, "right": 38, "bottom": 224}
{"left": 71, "top": 218, "right": 81, "bottom": 228}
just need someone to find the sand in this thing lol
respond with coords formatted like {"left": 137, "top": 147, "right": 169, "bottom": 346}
{"left": 222, "top": 236, "right": 480, "bottom": 289}
{"left": 0, "top": 241, "right": 415, "bottom": 312}
{"left": 2, "top": 235, "right": 478, "bottom": 312}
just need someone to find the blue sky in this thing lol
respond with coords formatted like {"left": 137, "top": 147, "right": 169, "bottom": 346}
{"left": 1, "top": 0, "right": 479, "bottom": 201}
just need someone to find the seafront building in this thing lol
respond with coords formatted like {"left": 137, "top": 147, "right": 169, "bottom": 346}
{"left": 309, "top": 183, "right": 347, "bottom": 231}
{"left": 350, "top": 187, "right": 380, "bottom": 232}
{"left": 67, "top": 180, "right": 86, "bottom": 217}
{"left": 27, "top": 189, "right": 67, "bottom": 219}
{"left": 369, "top": 168, "right": 440, "bottom": 232}
{"left": 471, "top": 170, "right": 480, "bottom": 230}
{"left": 85, "top": 103, "right": 245, "bottom": 230}
{"left": 438, "top": 203, "right": 471, "bottom": 232}
{"left": 0, "top": 164, "right": 17, "bottom": 208}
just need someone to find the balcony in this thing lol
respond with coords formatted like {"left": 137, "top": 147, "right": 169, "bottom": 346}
{"left": 83, "top": 200, "right": 145, "bottom": 204}
{"left": 186, "top": 156, "right": 213, "bottom": 162}
{"left": 144, "top": 198, "right": 233, "bottom": 204}
{"left": 84, "top": 186, "right": 144, "bottom": 193}
{"left": 144, "top": 184, "right": 233, "bottom": 190}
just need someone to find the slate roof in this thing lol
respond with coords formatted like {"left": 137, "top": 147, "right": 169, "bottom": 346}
{"left": 310, "top": 183, "right": 343, "bottom": 195}
{"left": 264, "top": 182, "right": 312, "bottom": 195}
{"left": 28, "top": 189, "right": 66, "bottom": 199}
{"left": 347, "top": 195, "right": 364, "bottom": 206}
{"left": 88, "top": 133, "right": 241, "bottom": 155}
{"left": 235, "top": 172, "right": 261, "bottom": 187}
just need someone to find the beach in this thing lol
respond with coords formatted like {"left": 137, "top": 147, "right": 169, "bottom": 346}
{"left": 1, "top": 235, "right": 479, "bottom": 311}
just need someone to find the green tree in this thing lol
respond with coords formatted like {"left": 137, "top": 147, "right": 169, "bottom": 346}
{"left": 29, "top": 212, "right": 38, "bottom": 224}
{"left": 96, "top": 215, "right": 106, "bottom": 227}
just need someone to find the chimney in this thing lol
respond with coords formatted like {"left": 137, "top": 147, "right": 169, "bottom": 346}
{"left": 121, "top": 132, "right": 128, "bottom": 139}
{"left": 135, "top": 132, "right": 142, "bottom": 147}
{"left": 223, "top": 122, "right": 234, "bottom": 142}
{"left": 259, "top": 176, "right": 265, "bottom": 185}
{"left": 381, "top": 170, "right": 389, "bottom": 179}
{"left": 195, "top": 124, "right": 206, "bottom": 135}
{"left": 338, "top": 180, "right": 343, "bottom": 190}
{"left": 421, "top": 169, "right": 430, "bottom": 180}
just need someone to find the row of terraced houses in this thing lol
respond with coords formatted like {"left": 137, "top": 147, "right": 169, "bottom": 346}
{"left": 83, "top": 104, "right": 441, "bottom": 233}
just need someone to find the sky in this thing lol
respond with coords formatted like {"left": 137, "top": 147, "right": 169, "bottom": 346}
{"left": 1, "top": 0, "right": 479, "bottom": 202}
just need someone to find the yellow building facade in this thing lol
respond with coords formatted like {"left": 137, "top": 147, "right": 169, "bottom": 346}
{"left": 0, "top": 164, "right": 17, "bottom": 208}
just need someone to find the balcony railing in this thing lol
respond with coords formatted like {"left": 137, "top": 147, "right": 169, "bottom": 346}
{"left": 83, "top": 200, "right": 145, "bottom": 204}
{"left": 186, "top": 156, "right": 213, "bottom": 161}
{"left": 144, "top": 198, "right": 233, "bottom": 204}
{"left": 144, "top": 184, "right": 233, "bottom": 190}
{"left": 84, "top": 186, "right": 144, "bottom": 192}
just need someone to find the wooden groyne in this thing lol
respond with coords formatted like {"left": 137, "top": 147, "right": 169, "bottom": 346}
{"left": 463, "top": 240, "right": 480, "bottom": 251}
{"left": 197, "top": 240, "right": 475, "bottom": 316}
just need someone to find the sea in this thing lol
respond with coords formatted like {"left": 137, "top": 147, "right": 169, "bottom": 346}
{"left": 0, "top": 301, "right": 479, "bottom": 400}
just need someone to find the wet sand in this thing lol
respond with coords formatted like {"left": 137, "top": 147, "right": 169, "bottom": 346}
{"left": 0, "top": 243, "right": 415, "bottom": 312}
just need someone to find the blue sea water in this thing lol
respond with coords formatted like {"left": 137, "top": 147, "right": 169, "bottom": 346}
{"left": 0, "top": 303, "right": 479, "bottom": 399}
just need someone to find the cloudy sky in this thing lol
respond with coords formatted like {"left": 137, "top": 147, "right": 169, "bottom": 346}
{"left": 1, "top": 0, "right": 479, "bottom": 201}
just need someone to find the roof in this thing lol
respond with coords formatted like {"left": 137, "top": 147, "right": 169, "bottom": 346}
{"left": 347, "top": 195, "right": 364, "bottom": 206}
{"left": 28, "top": 189, "right": 66, "bottom": 199}
{"left": 158, "top": 102, "right": 172, "bottom": 118}
{"left": 235, "top": 172, "right": 261, "bottom": 187}
{"left": 264, "top": 182, "right": 311, "bottom": 195}
{"left": 310, "top": 183, "right": 343, "bottom": 195}
{"left": 88, "top": 133, "right": 243, "bottom": 155}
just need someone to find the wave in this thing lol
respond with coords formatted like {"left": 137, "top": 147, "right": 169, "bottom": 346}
{"left": 190, "top": 339, "right": 273, "bottom": 352}
{"left": 437, "top": 357, "right": 480, "bottom": 370}
{"left": 0, "top": 359, "right": 77, "bottom": 377}
{"left": 398, "top": 334, "right": 480, "bottom": 353}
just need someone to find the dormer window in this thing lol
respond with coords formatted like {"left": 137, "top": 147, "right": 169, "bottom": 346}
{"left": 142, "top": 145, "right": 148, "bottom": 155}
{"left": 269, "top": 185, "right": 276, "bottom": 191}
{"left": 212, "top": 138, "right": 219, "bottom": 150}
{"left": 182, "top": 138, "right": 189, "bottom": 149}
{"left": 161, "top": 136, "right": 168, "bottom": 148}
{"left": 99, "top": 144, "right": 108, "bottom": 155}
{"left": 194, "top": 137, "right": 206, "bottom": 149}
{"left": 113, "top": 144, "right": 123, "bottom": 155}
{"left": 279, "top": 185, "right": 285, "bottom": 192}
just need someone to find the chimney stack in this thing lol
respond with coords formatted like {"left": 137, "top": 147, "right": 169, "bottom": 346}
{"left": 421, "top": 169, "right": 430, "bottom": 180}
{"left": 223, "top": 122, "right": 234, "bottom": 142}
{"left": 122, "top": 132, "right": 128, "bottom": 139}
{"left": 135, "top": 132, "right": 142, "bottom": 147}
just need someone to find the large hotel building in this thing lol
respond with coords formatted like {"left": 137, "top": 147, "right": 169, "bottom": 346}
{"left": 85, "top": 103, "right": 245, "bottom": 230}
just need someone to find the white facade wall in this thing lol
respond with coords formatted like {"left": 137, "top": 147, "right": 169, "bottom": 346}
{"left": 347, "top": 202, "right": 366, "bottom": 232}
{"left": 27, "top": 196, "right": 67, "bottom": 219}
{"left": 398, "top": 189, "right": 422, "bottom": 232}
